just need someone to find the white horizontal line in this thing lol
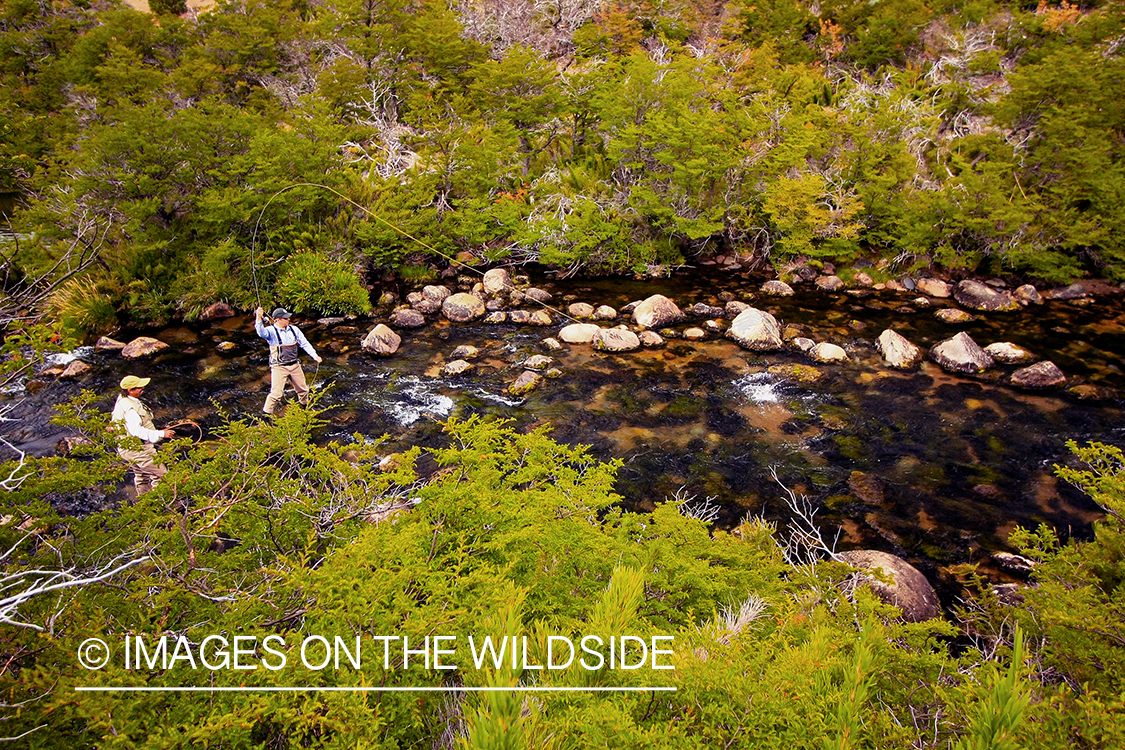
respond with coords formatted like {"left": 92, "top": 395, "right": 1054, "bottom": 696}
{"left": 76, "top": 686, "right": 677, "bottom": 693}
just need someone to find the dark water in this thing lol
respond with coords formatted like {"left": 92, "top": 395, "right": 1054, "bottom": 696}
{"left": 5, "top": 272, "right": 1125, "bottom": 592}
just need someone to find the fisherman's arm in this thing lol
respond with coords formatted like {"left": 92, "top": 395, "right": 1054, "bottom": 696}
{"left": 123, "top": 409, "right": 167, "bottom": 443}
{"left": 295, "top": 328, "right": 322, "bottom": 363}
{"left": 254, "top": 307, "right": 273, "bottom": 342}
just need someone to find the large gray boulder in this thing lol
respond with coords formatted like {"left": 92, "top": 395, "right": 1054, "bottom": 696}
{"left": 442, "top": 293, "right": 486, "bottom": 322}
{"left": 632, "top": 294, "right": 683, "bottom": 328}
{"left": 361, "top": 324, "right": 401, "bottom": 356}
{"left": 877, "top": 329, "right": 923, "bottom": 369}
{"left": 726, "top": 308, "right": 783, "bottom": 351}
{"left": 837, "top": 550, "right": 941, "bottom": 622}
{"left": 930, "top": 332, "right": 993, "bottom": 374}
{"left": 422, "top": 285, "right": 451, "bottom": 302}
{"left": 1010, "top": 361, "right": 1066, "bottom": 388}
{"left": 593, "top": 328, "right": 641, "bottom": 352}
{"left": 954, "top": 280, "right": 1019, "bottom": 312}
{"left": 558, "top": 323, "right": 601, "bottom": 344}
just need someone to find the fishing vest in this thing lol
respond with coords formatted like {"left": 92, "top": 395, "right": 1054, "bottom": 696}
{"left": 111, "top": 395, "right": 157, "bottom": 443}
{"left": 269, "top": 325, "right": 302, "bottom": 365}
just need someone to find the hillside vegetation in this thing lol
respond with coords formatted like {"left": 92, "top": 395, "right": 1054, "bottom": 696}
{"left": 1, "top": 0, "right": 1123, "bottom": 330}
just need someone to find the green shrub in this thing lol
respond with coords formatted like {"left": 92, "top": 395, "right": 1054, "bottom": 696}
{"left": 49, "top": 277, "right": 118, "bottom": 340}
{"left": 273, "top": 251, "right": 372, "bottom": 316}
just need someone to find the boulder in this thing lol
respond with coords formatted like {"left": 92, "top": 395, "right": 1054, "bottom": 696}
{"left": 523, "top": 355, "right": 553, "bottom": 370}
{"left": 726, "top": 308, "right": 783, "bottom": 351}
{"left": 558, "top": 323, "right": 602, "bottom": 344}
{"left": 876, "top": 329, "right": 923, "bottom": 369}
{"left": 485, "top": 298, "right": 506, "bottom": 312}
{"left": 1014, "top": 284, "right": 1043, "bottom": 305}
{"left": 411, "top": 298, "right": 441, "bottom": 314}
{"left": 837, "top": 550, "right": 941, "bottom": 622}
{"left": 482, "top": 268, "right": 513, "bottom": 295}
{"left": 954, "top": 280, "right": 1019, "bottom": 312}
{"left": 984, "top": 342, "right": 1035, "bottom": 364}
{"left": 639, "top": 331, "right": 664, "bottom": 347}
{"left": 1010, "top": 361, "right": 1066, "bottom": 388}
{"left": 442, "top": 293, "right": 486, "bottom": 322}
{"left": 934, "top": 308, "right": 975, "bottom": 324}
{"left": 95, "top": 336, "right": 126, "bottom": 352}
{"left": 593, "top": 305, "right": 617, "bottom": 320}
{"left": 1047, "top": 282, "right": 1089, "bottom": 300}
{"left": 683, "top": 327, "right": 706, "bottom": 341}
{"left": 509, "top": 310, "right": 552, "bottom": 326}
{"left": 791, "top": 337, "right": 816, "bottom": 353}
{"left": 58, "top": 360, "right": 92, "bottom": 379}
{"left": 450, "top": 345, "right": 480, "bottom": 359}
{"left": 542, "top": 338, "right": 562, "bottom": 351}
{"left": 361, "top": 324, "right": 401, "bottom": 356}
{"left": 815, "top": 275, "right": 845, "bottom": 292}
{"left": 915, "top": 278, "right": 952, "bottom": 298}
{"left": 593, "top": 328, "right": 641, "bottom": 352}
{"left": 811, "top": 342, "right": 848, "bottom": 363}
{"left": 484, "top": 312, "right": 508, "bottom": 324}
{"left": 568, "top": 302, "right": 595, "bottom": 319}
{"left": 201, "top": 301, "right": 235, "bottom": 320}
{"left": 929, "top": 332, "right": 993, "bottom": 374}
{"left": 422, "top": 285, "right": 451, "bottom": 302}
{"left": 725, "top": 300, "right": 750, "bottom": 318}
{"left": 525, "top": 287, "right": 553, "bottom": 303}
{"left": 853, "top": 272, "right": 874, "bottom": 288}
{"left": 686, "top": 302, "right": 724, "bottom": 318}
{"left": 442, "top": 359, "right": 474, "bottom": 376}
{"left": 509, "top": 370, "right": 542, "bottom": 395}
{"left": 912, "top": 297, "right": 933, "bottom": 309}
{"left": 632, "top": 294, "right": 683, "bottom": 328}
{"left": 392, "top": 309, "right": 427, "bottom": 328}
{"left": 761, "top": 280, "right": 795, "bottom": 296}
{"left": 121, "top": 337, "right": 169, "bottom": 359}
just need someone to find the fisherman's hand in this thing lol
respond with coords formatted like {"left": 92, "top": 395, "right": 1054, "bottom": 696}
{"left": 162, "top": 429, "right": 176, "bottom": 439}
{"left": 313, "top": 355, "right": 323, "bottom": 364}
{"left": 255, "top": 306, "right": 264, "bottom": 319}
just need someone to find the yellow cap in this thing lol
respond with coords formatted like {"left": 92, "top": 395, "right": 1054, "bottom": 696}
{"left": 119, "top": 375, "right": 151, "bottom": 390}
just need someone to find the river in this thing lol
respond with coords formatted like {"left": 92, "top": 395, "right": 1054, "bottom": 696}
{"left": 4, "top": 270, "right": 1124, "bottom": 597}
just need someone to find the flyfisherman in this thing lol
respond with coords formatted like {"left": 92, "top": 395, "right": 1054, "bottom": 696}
{"left": 111, "top": 375, "right": 175, "bottom": 496}
{"left": 254, "top": 306, "right": 322, "bottom": 415}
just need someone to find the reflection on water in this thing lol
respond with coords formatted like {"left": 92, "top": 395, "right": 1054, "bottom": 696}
{"left": 4, "top": 270, "right": 1125, "bottom": 587}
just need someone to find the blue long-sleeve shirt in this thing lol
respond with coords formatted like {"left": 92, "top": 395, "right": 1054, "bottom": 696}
{"left": 255, "top": 318, "right": 318, "bottom": 365}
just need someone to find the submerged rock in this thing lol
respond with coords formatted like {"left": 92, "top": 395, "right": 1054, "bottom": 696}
{"left": 767, "top": 363, "right": 824, "bottom": 383}
{"left": 121, "top": 337, "right": 169, "bottom": 359}
{"left": 361, "top": 324, "right": 401, "bottom": 356}
{"left": 442, "top": 293, "right": 486, "bottom": 322}
{"left": 509, "top": 370, "right": 542, "bottom": 395}
{"left": 984, "top": 342, "right": 1035, "bottom": 364}
{"left": 930, "top": 332, "right": 993, "bottom": 374}
{"left": 392, "top": 309, "right": 426, "bottom": 328}
{"left": 954, "top": 280, "right": 1019, "bottom": 311}
{"left": 632, "top": 294, "right": 684, "bottom": 328}
{"left": 1010, "top": 361, "right": 1066, "bottom": 388}
{"left": 934, "top": 308, "right": 975, "bottom": 324}
{"left": 837, "top": 550, "right": 941, "bottom": 622}
{"left": 216, "top": 341, "right": 237, "bottom": 352}
{"left": 876, "top": 329, "right": 923, "bottom": 369}
{"left": 726, "top": 308, "right": 783, "bottom": 351}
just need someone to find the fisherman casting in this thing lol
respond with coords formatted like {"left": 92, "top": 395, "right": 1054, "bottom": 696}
{"left": 254, "top": 306, "right": 322, "bottom": 415}
{"left": 111, "top": 375, "right": 175, "bottom": 496}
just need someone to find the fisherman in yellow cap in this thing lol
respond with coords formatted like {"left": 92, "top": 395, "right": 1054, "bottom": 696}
{"left": 111, "top": 375, "right": 175, "bottom": 496}
{"left": 254, "top": 306, "right": 322, "bottom": 415}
